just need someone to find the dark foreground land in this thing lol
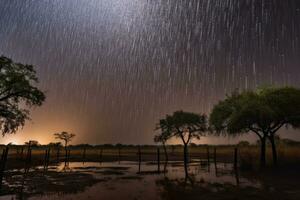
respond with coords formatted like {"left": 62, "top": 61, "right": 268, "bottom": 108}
{"left": 0, "top": 145, "right": 300, "bottom": 200}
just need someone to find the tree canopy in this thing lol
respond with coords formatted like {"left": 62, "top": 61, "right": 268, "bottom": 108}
{"left": 210, "top": 87, "right": 300, "bottom": 137}
{"left": 0, "top": 56, "right": 45, "bottom": 136}
{"left": 159, "top": 111, "right": 207, "bottom": 145}
{"left": 54, "top": 131, "right": 75, "bottom": 146}
{"left": 209, "top": 86, "right": 300, "bottom": 166}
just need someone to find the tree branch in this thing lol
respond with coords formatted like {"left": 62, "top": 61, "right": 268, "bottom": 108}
{"left": 187, "top": 132, "right": 192, "bottom": 144}
{"left": 0, "top": 91, "right": 25, "bottom": 102}
{"left": 270, "top": 122, "right": 285, "bottom": 135}
{"left": 249, "top": 127, "right": 263, "bottom": 139}
{"left": 179, "top": 133, "right": 187, "bottom": 145}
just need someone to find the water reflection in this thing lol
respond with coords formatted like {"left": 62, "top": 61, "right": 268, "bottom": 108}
{"left": 0, "top": 161, "right": 261, "bottom": 200}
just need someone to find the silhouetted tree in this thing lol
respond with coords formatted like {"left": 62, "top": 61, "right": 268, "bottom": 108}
{"left": 238, "top": 141, "right": 250, "bottom": 146}
{"left": 210, "top": 87, "right": 300, "bottom": 167}
{"left": 54, "top": 131, "right": 75, "bottom": 159}
{"left": 154, "top": 119, "right": 171, "bottom": 162}
{"left": 0, "top": 56, "right": 45, "bottom": 136}
{"left": 158, "top": 111, "right": 207, "bottom": 176}
{"left": 48, "top": 142, "right": 62, "bottom": 148}
{"left": 24, "top": 140, "right": 39, "bottom": 147}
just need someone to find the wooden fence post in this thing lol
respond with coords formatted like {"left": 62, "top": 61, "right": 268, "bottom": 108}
{"left": 26, "top": 142, "right": 32, "bottom": 165}
{"left": 83, "top": 147, "right": 86, "bottom": 162}
{"left": 234, "top": 147, "right": 240, "bottom": 185}
{"left": 48, "top": 147, "right": 51, "bottom": 165}
{"left": 118, "top": 147, "right": 121, "bottom": 164}
{"left": 68, "top": 149, "right": 71, "bottom": 161}
{"left": 20, "top": 146, "right": 24, "bottom": 160}
{"left": 57, "top": 147, "right": 60, "bottom": 161}
{"left": 44, "top": 149, "right": 48, "bottom": 168}
{"left": 138, "top": 146, "right": 141, "bottom": 173}
{"left": 0, "top": 146, "right": 9, "bottom": 190}
{"left": 234, "top": 147, "right": 238, "bottom": 170}
{"left": 44, "top": 147, "right": 50, "bottom": 170}
{"left": 171, "top": 145, "right": 175, "bottom": 155}
{"left": 99, "top": 148, "right": 103, "bottom": 163}
{"left": 214, "top": 147, "right": 218, "bottom": 175}
{"left": 206, "top": 146, "right": 210, "bottom": 164}
{"left": 157, "top": 148, "right": 160, "bottom": 173}
{"left": 214, "top": 147, "right": 217, "bottom": 163}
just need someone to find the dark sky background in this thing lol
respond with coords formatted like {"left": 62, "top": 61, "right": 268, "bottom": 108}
{"left": 0, "top": 0, "right": 300, "bottom": 145}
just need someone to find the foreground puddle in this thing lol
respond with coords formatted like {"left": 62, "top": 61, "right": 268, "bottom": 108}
{"left": 0, "top": 161, "right": 298, "bottom": 200}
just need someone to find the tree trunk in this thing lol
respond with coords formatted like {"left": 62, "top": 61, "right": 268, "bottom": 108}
{"left": 269, "top": 134, "right": 278, "bottom": 166}
{"left": 64, "top": 142, "right": 68, "bottom": 162}
{"left": 183, "top": 143, "right": 189, "bottom": 177}
{"left": 260, "top": 136, "right": 266, "bottom": 168}
{"left": 162, "top": 142, "right": 168, "bottom": 162}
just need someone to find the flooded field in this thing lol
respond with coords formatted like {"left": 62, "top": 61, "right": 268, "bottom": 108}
{"left": 1, "top": 160, "right": 299, "bottom": 200}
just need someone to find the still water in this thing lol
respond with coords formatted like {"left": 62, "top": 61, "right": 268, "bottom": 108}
{"left": 1, "top": 161, "right": 262, "bottom": 200}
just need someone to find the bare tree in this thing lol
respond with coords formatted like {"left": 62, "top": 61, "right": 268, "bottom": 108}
{"left": 54, "top": 131, "right": 75, "bottom": 160}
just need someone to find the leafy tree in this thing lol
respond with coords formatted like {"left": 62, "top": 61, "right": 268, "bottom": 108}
{"left": 261, "top": 87, "right": 300, "bottom": 164}
{"left": 0, "top": 56, "right": 45, "bottom": 136}
{"left": 157, "top": 111, "right": 207, "bottom": 176}
{"left": 209, "top": 87, "right": 300, "bottom": 167}
{"left": 54, "top": 131, "right": 75, "bottom": 159}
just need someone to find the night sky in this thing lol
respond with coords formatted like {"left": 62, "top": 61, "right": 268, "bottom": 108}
{"left": 0, "top": 0, "right": 300, "bottom": 145}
